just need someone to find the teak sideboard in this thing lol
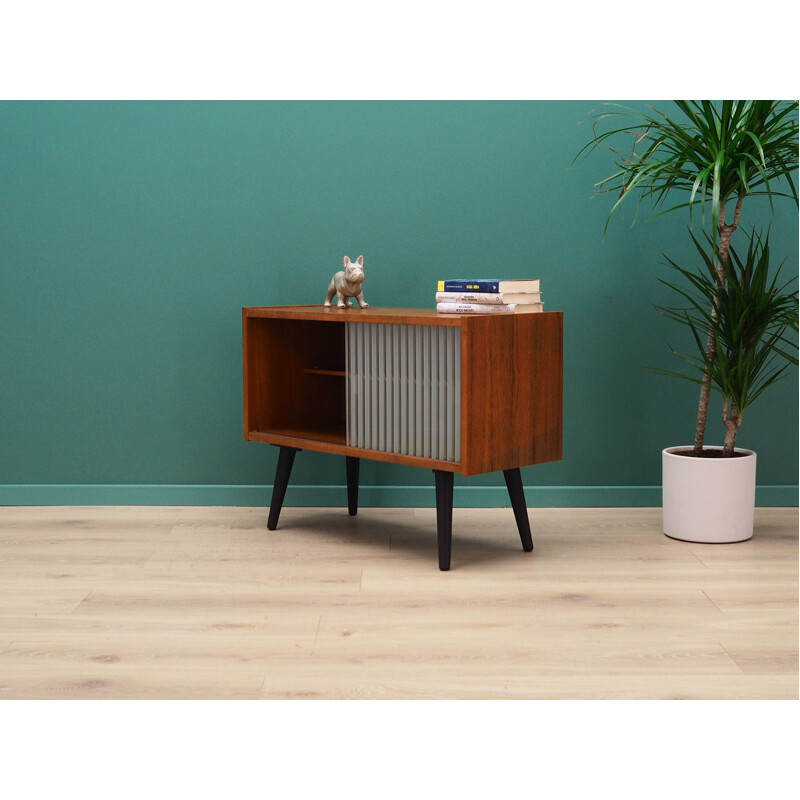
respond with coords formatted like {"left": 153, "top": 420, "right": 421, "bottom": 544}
{"left": 242, "top": 305, "right": 563, "bottom": 570}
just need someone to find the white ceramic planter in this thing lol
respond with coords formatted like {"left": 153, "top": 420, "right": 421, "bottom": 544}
{"left": 662, "top": 446, "right": 757, "bottom": 543}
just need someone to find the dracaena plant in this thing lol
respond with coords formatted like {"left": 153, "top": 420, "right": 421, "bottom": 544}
{"left": 575, "top": 100, "right": 799, "bottom": 455}
{"left": 653, "top": 229, "right": 798, "bottom": 456}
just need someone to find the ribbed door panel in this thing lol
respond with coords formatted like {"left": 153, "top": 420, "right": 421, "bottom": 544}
{"left": 346, "top": 323, "right": 460, "bottom": 462}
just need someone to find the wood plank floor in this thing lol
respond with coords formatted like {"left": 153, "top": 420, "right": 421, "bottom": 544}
{"left": 0, "top": 505, "right": 796, "bottom": 699}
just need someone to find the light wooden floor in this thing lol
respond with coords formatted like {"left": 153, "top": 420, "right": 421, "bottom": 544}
{"left": 0, "top": 505, "right": 796, "bottom": 700}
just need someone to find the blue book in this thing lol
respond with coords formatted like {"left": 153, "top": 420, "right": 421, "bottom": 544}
{"left": 438, "top": 278, "right": 540, "bottom": 293}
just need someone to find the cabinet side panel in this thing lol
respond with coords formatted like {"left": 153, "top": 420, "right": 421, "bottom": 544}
{"left": 243, "top": 313, "right": 270, "bottom": 437}
{"left": 460, "top": 315, "right": 514, "bottom": 474}
{"left": 460, "top": 313, "right": 563, "bottom": 475}
{"left": 513, "top": 312, "right": 563, "bottom": 467}
{"left": 243, "top": 310, "right": 252, "bottom": 437}
{"left": 452, "top": 326, "right": 461, "bottom": 464}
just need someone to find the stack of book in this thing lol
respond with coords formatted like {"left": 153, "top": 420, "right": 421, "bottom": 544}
{"left": 435, "top": 278, "right": 544, "bottom": 314}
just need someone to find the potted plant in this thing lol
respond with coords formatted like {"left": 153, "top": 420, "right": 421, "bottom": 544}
{"left": 575, "top": 100, "right": 799, "bottom": 542}
{"left": 657, "top": 229, "right": 797, "bottom": 541}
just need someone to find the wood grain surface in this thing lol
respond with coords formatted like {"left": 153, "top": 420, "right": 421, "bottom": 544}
{"left": 1, "top": 505, "right": 796, "bottom": 699}
{"left": 243, "top": 306, "right": 563, "bottom": 475}
{"left": 460, "top": 312, "right": 562, "bottom": 474}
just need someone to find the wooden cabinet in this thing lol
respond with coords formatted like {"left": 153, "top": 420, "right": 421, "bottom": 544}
{"left": 243, "top": 306, "right": 563, "bottom": 569}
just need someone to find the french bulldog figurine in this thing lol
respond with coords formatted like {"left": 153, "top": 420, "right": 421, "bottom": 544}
{"left": 324, "top": 255, "right": 369, "bottom": 308}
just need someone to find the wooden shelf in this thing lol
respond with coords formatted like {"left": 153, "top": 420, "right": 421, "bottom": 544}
{"left": 304, "top": 368, "right": 346, "bottom": 377}
{"left": 246, "top": 428, "right": 461, "bottom": 472}
{"left": 253, "top": 424, "right": 347, "bottom": 446}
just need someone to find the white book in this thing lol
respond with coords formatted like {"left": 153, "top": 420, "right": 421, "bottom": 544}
{"left": 436, "top": 302, "right": 544, "bottom": 315}
{"left": 435, "top": 291, "right": 542, "bottom": 304}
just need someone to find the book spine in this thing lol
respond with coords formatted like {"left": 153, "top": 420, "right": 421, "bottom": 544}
{"left": 440, "top": 280, "right": 500, "bottom": 293}
{"left": 436, "top": 292, "right": 509, "bottom": 304}
{"left": 436, "top": 302, "right": 515, "bottom": 314}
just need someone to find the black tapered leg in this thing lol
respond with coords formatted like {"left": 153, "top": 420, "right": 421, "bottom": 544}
{"left": 503, "top": 468, "right": 534, "bottom": 551}
{"left": 346, "top": 456, "right": 360, "bottom": 516}
{"left": 433, "top": 470, "right": 454, "bottom": 571}
{"left": 267, "top": 446, "right": 299, "bottom": 530}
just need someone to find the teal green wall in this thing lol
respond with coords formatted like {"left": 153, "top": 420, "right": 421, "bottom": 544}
{"left": 1, "top": 101, "right": 797, "bottom": 506}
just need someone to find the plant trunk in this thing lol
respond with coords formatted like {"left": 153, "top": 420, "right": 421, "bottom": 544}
{"left": 722, "top": 398, "right": 742, "bottom": 456}
{"left": 692, "top": 195, "right": 745, "bottom": 455}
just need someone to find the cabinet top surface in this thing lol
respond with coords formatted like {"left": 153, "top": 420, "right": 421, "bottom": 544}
{"left": 243, "top": 305, "right": 560, "bottom": 326}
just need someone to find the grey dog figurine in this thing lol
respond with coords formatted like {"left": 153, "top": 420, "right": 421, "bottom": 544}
{"left": 324, "top": 255, "right": 369, "bottom": 308}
